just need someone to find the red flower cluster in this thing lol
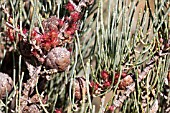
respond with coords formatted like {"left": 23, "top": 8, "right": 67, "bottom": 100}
{"left": 29, "top": 2, "right": 81, "bottom": 53}
{"left": 7, "top": 28, "right": 14, "bottom": 41}
{"left": 90, "top": 81, "right": 99, "bottom": 91}
{"left": 6, "top": 2, "right": 81, "bottom": 53}
{"left": 7, "top": 27, "right": 28, "bottom": 42}
{"left": 113, "top": 72, "right": 127, "bottom": 85}
{"left": 31, "top": 29, "right": 60, "bottom": 51}
{"left": 65, "top": 22, "right": 78, "bottom": 36}
{"left": 100, "top": 70, "right": 129, "bottom": 89}
{"left": 101, "top": 70, "right": 109, "bottom": 80}
{"left": 103, "top": 81, "right": 111, "bottom": 87}
{"left": 65, "top": 2, "right": 74, "bottom": 12}
{"left": 55, "top": 108, "right": 62, "bottom": 113}
{"left": 108, "top": 105, "right": 115, "bottom": 111}
{"left": 70, "top": 12, "right": 81, "bottom": 22}
{"left": 101, "top": 70, "right": 112, "bottom": 88}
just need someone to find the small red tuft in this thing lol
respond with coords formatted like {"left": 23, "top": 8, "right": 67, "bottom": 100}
{"left": 31, "top": 49, "right": 38, "bottom": 56}
{"left": 159, "top": 38, "right": 163, "bottom": 43}
{"left": 65, "top": 2, "right": 75, "bottom": 12}
{"left": 31, "top": 30, "right": 37, "bottom": 37}
{"left": 67, "top": 48, "right": 72, "bottom": 52}
{"left": 55, "top": 108, "right": 62, "bottom": 113}
{"left": 114, "top": 73, "right": 120, "bottom": 79}
{"left": 41, "top": 34, "right": 49, "bottom": 40}
{"left": 71, "top": 23, "right": 78, "bottom": 30}
{"left": 8, "top": 29, "right": 14, "bottom": 41}
{"left": 101, "top": 70, "right": 109, "bottom": 80}
{"left": 50, "top": 31, "right": 58, "bottom": 39}
{"left": 103, "top": 81, "right": 111, "bottom": 88}
{"left": 121, "top": 72, "right": 127, "bottom": 78}
{"left": 51, "top": 38, "right": 60, "bottom": 47}
{"left": 22, "top": 28, "right": 28, "bottom": 34}
{"left": 90, "top": 81, "right": 99, "bottom": 90}
{"left": 70, "top": 12, "right": 80, "bottom": 22}
{"left": 58, "top": 19, "right": 64, "bottom": 27}
{"left": 65, "top": 27, "right": 76, "bottom": 35}
{"left": 108, "top": 105, "right": 115, "bottom": 111}
{"left": 42, "top": 42, "right": 51, "bottom": 51}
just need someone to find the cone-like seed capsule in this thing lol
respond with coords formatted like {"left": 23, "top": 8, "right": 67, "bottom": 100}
{"left": 0, "top": 72, "right": 13, "bottom": 99}
{"left": 45, "top": 47, "right": 70, "bottom": 72}
{"left": 74, "top": 77, "right": 87, "bottom": 100}
{"left": 42, "top": 16, "right": 59, "bottom": 33}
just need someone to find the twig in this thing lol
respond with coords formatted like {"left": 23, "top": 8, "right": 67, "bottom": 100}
{"left": 112, "top": 51, "right": 165, "bottom": 109}
{"left": 19, "top": 62, "right": 41, "bottom": 112}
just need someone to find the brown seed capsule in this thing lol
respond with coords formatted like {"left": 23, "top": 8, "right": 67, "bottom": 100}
{"left": 0, "top": 72, "right": 13, "bottom": 99}
{"left": 45, "top": 47, "right": 70, "bottom": 72}
{"left": 119, "top": 75, "right": 133, "bottom": 90}
{"left": 74, "top": 77, "right": 87, "bottom": 101}
{"left": 42, "top": 16, "right": 59, "bottom": 33}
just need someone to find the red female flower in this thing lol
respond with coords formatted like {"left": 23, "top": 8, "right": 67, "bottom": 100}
{"left": 51, "top": 38, "right": 60, "bottom": 47}
{"left": 108, "top": 105, "right": 115, "bottom": 111}
{"left": 70, "top": 12, "right": 80, "bottom": 22}
{"left": 57, "top": 19, "right": 64, "bottom": 27}
{"left": 101, "top": 70, "right": 109, "bottom": 80}
{"left": 67, "top": 48, "right": 72, "bottom": 52}
{"left": 8, "top": 28, "right": 14, "bottom": 41}
{"left": 42, "top": 41, "right": 51, "bottom": 51}
{"left": 22, "top": 28, "right": 28, "bottom": 34}
{"left": 31, "top": 49, "right": 38, "bottom": 57}
{"left": 55, "top": 108, "right": 62, "bottom": 113}
{"left": 121, "top": 72, "right": 127, "bottom": 78}
{"left": 49, "top": 30, "right": 58, "bottom": 39}
{"left": 65, "top": 2, "right": 75, "bottom": 12}
{"left": 31, "top": 29, "right": 38, "bottom": 37}
{"left": 114, "top": 73, "right": 120, "bottom": 79}
{"left": 103, "top": 81, "right": 111, "bottom": 88}
{"left": 65, "top": 27, "right": 76, "bottom": 36}
{"left": 90, "top": 81, "right": 99, "bottom": 91}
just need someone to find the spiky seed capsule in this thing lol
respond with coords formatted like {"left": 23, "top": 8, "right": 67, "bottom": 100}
{"left": 45, "top": 47, "right": 70, "bottom": 72}
{"left": 0, "top": 72, "right": 13, "bottom": 99}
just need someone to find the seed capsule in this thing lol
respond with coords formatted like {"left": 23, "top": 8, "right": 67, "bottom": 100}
{"left": 45, "top": 47, "right": 70, "bottom": 72}
{"left": 119, "top": 75, "right": 133, "bottom": 90}
{"left": 42, "top": 16, "right": 59, "bottom": 33}
{"left": 74, "top": 77, "right": 87, "bottom": 100}
{"left": 0, "top": 72, "right": 13, "bottom": 99}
